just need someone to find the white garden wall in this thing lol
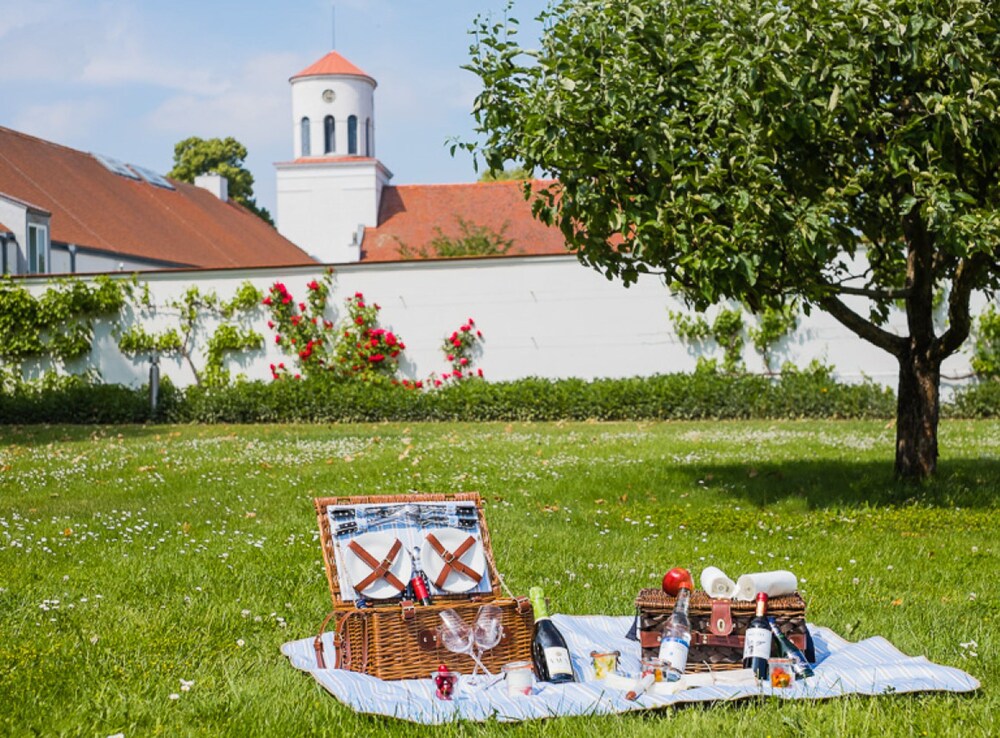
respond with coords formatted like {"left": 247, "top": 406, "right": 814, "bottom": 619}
{"left": 17, "top": 254, "right": 987, "bottom": 393}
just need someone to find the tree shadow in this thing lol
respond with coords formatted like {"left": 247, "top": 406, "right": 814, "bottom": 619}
{"left": 666, "top": 458, "right": 1000, "bottom": 509}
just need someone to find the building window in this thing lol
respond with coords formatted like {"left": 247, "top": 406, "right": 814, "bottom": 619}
{"left": 28, "top": 223, "right": 48, "bottom": 274}
{"left": 365, "top": 118, "right": 372, "bottom": 157}
{"left": 301, "top": 117, "right": 311, "bottom": 157}
{"left": 324, "top": 116, "right": 335, "bottom": 154}
{"left": 348, "top": 115, "right": 358, "bottom": 155}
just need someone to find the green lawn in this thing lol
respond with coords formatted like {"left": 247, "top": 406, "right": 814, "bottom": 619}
{"left": 0, "top": 420, "right": 996, "bottom": 737}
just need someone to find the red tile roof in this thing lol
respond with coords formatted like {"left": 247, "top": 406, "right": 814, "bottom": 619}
{"left": 359, "top": 181, "right": 569, "bottom": 262}
{"left": 290, "top": 51, "right": 375, "bottom": 85}
{"left": 0, "top": 126, "right": 316, "bottom": 269}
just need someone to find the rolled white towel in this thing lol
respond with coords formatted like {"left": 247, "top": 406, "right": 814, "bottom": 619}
{"left": 734, "top": 570, "right": 798, "bottom": 601}
{"left": 700, "top": 566, "right": 736, "bottom": 599}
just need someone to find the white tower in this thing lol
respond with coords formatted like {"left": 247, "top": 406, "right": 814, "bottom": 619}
{"left": 275, "top": 51, "right": 392, "bottom": 263}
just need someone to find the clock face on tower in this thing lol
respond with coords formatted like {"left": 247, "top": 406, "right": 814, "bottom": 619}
{"left": 322, "top": 89, "right": 336, "bottom": 103}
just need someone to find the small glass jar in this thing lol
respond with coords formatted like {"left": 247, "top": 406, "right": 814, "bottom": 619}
{"left": 769, "top": 658, "right": 795, "bottom": 688}
{"left": 432, "top": 670, "right": 460, "bottom": 700}
{"left": 640, "top": 656, "right": 665, "bottom": 683}
{"left": 590, "top": 650, "right": 621, "bottom": 680}
{"left": 502, "top": 660, "right": 534, "bottom": 696}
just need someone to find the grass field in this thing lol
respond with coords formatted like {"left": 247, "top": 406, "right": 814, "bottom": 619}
{"left": 0, "top": 420, "right": 996, "bottom": 737}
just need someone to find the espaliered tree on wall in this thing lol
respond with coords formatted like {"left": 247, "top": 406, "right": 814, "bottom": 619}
{"left": 465, "top": 0, "right": 1000, "bottom": 478}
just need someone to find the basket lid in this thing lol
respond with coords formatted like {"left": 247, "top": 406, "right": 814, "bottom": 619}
{"left": 314, "top": 492, "right": 503, "bottom": 609}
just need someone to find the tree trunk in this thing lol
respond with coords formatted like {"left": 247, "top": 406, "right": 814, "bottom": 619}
{"left": 894, "top": 348, "right": 940, "bottom": 479}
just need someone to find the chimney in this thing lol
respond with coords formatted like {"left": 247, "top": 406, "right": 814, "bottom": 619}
{"left": 194, "top": 173, "right": 229, "bottom": 202}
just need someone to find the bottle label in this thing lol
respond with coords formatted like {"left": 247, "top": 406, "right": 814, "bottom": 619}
{"left": 743, "top": 627, "right": 771, "bottom": 659}
{"left": 544, "top": 647, "right": 573, "bottom": 676}
{"left": 658, "top": 637, "right": 689, "bottom": 672}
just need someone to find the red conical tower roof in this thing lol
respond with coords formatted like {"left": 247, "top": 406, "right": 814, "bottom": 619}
{"left": 290, "top": 51, "right": 375, "bottom": 86}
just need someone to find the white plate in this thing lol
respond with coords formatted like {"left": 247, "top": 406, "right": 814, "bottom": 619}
{"left": 420, "top": 528, "right": 486, "bottom": 593}
{"left": 342, "top": 531, "right": 412, "bottom": 600}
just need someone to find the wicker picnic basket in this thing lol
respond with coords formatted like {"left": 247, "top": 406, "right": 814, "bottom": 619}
{"left": 313, "top": 492, "right": 534, "bottom": 680}
{"left": 636, "top": 589, "right": 812, "bottom": 672}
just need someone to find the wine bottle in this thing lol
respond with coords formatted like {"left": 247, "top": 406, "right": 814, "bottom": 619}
{"left": 528, "top": 586, "right": 576, "bottom": 683}
{"left": 657, "top": 586, "right": 691, "bottom": 682}
{"left": 767, "top": 616, "right": 814, "bottom": 679}
{"left": 742, "top": 592, "right": 772, "bottom": 679}
{"left": 409, "top": 545, "right": 432, "bottom": 606}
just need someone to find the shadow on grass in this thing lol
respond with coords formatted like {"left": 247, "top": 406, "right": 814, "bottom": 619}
{"left": 664, "top": 458, "right": 1000, "bottom": 509}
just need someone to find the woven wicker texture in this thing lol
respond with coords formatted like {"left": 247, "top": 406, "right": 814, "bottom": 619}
{"left": 314, "top": 493, "right": 533, "bottom": 681}
{"left": 636, "top": 589, "right": 809, "bottom": 672}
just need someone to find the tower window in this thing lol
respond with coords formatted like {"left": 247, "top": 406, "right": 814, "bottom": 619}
{"left": 300, "top": 117, "right": 311, "bottom": 157}
{"left": 365, "top": 118, "right": 372, "bottom": 157}
{"left": 348, "top": 115, "right": 358, "bottom": 155}
{"left": 324, "top": 116, "right": 335, "bottom": 154}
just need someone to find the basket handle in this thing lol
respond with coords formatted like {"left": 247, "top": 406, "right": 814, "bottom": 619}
{"left": 314, "top": 610, "right": 369, "bottom": 671}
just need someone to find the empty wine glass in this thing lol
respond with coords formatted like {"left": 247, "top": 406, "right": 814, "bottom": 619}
{"left": 472, "top": 604, "right": 504, "bottom": 671}
{"left": 438, "top": 609, "right": 489, "bottom": 682}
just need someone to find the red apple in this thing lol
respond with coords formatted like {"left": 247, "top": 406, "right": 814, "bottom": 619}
{"left": 661, "top": 567, "right": 694, "bottom": 596}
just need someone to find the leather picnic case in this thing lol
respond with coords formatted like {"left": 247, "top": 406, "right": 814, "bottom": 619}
{"left": 636, "top": 589, "right": 813, "bottom": 672}
{"left": 313, "top": 492, "right": 533, "bottom": 680}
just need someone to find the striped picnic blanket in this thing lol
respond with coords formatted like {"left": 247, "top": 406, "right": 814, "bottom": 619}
{"left": 280, "top": 614, "right": 979, "bottom": 724}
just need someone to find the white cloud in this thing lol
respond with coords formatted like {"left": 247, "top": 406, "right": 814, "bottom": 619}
{"left": 144, "top": 52, "right": 307, "bottom": 151}
{"left": 12, "top": 99, "right": 110, "bottom": 145}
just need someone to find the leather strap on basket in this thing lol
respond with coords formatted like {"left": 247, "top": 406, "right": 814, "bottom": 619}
{"left": 425, "top": 533, "right": 479, "bottom": 589}
{"left": 313, "top": 609, "right": 370, "bottom": 671}
{"left": 348, "top": 538, "right": 405, "bottom": 592}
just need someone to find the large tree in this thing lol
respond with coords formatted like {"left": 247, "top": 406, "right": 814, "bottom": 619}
{"left": 466, "top": 0, "right": 1000, "bottom": 478}
{"left": 169, "top": 136, "right": 274, "bottom": 225}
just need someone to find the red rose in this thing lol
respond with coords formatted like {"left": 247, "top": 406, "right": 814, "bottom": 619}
{"left": 477, "top": 369, "right": 484, "bottom": 377}
{"left": 307, "top": 280, "right": 320, "bottom": 291}
{"left": 476, "top": 331, "right": 483, "bottom": 338}
{"left": 386, "top": 332, "right": 396, "bottom": 346}
{"left": 279, "top": 363, "right": 285, "bottom": 369}
{"left": 354, "top": 291, "right": 364, "bottom": 299}
{"left": 275, "top": 335, "right": 282, "bottom": 344}
{"left": 299, "top": 302, "right": 306, "bottom": 311}
{"left": 461, "top": 325, "right": 470, "bottom": 332}
{"left": 468, "top": 318, "right": 475, "bottom": 325}
{"left": 267, "top": 321, "right": 274, "bottom": 329}
{"left": 459, "top": 357, "right": 468, "bottom": 366}
{"left": 262, "top": 296, "right": 272, "bottom": 306}
{"left": 434, "top": 379, "right": 442, "bottom": 387}
{"left": 447, "top": 354, "right": 454, "bottom": 362}
{"left": 355, "top": 317, "right": 364, "bottom": 325}
{"left": 369, "top": 354, "right": 385, "bottom": 362}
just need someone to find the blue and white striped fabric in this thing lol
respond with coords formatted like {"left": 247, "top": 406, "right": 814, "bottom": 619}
{"left": 280, "top": 615, "right": 980, "bottom": 724}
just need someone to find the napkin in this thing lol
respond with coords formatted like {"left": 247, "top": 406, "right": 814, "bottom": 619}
{"left": 699, "top": 566, "right": 737, "bottom": 598}
{"left": 734, "top": 570, "right": 798, "bottom": 601}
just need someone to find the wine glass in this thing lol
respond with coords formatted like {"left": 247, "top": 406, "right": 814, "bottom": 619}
{"left": 472, "top": 604, "right": 504, "bottom": 671}
{"left": 438, "top": 609, "right": 489, "bottom": 682}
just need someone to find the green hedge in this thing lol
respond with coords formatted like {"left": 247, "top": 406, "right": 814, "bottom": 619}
{"left": 4, "top": 373, "right": 997, "bottom": 426}
{"left": 174, "top": 371, "right": 896, "bottom": 423}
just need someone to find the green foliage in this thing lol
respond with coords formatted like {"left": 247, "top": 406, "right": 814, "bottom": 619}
{"left": 970, "top": 305, "right": 1000, "bottom": 379}
{"left": 119, "top": 280, "right": 264, "bottom": 387}
{"left": 168, "top": 136, "right": 274, "bottom": 225}
{"left": 669, "top": 308, "right": 746, "bottom": 373}
{"left": 263, "top": 276, "right": 334, "bottom": 380}
{"left": 749, "top": 302, "right": 801, "bottom": 371}
{"left": 479, "top": 166, "right": 532, "bottom": 182}
{"left": 397, "top": 216, "right": 514, "bottom": 259}
{"left": 117, "top": 325, "right": 184, "bottom": 355}
{"left": 947, "top": 379, "right": 1000, "bottom": 418}
{"left": 466, "top": 0, "right": 1000, "bottom": 476}
{"left": 0, "top": 374, "right": 170, "bottom": 424}
{"left": 332, "top": 293, "right": 407, "bottom": 384}
{"left": 176, "top": 368, "right": 897, "bottom": 424}
{"left": 439, "top": 318, "right": 485, "bottom": 382}
{"left": 203, "top": 325, "right": 263, "bottom": 389}
{"left": 0, "top": 276, "right": 129, "bottom": 369}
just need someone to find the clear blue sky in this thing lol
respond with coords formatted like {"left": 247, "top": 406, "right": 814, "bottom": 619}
{"left": 0, "top": 0, "right": 547, "bottom": 215}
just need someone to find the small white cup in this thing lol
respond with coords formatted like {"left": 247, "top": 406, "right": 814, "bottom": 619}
{"left": 503, "top": 661, "right": 534, "bottom": 696}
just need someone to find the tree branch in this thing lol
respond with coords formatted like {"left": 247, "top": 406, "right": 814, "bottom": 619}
{"left": 832, "top": 284, "right": 910, "bottom": 300}
{"left": 933, "top": 251, "right": 992, "bottom": 360}
{"left": 818, "top": 294, "right": 907, "bottom": 356}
